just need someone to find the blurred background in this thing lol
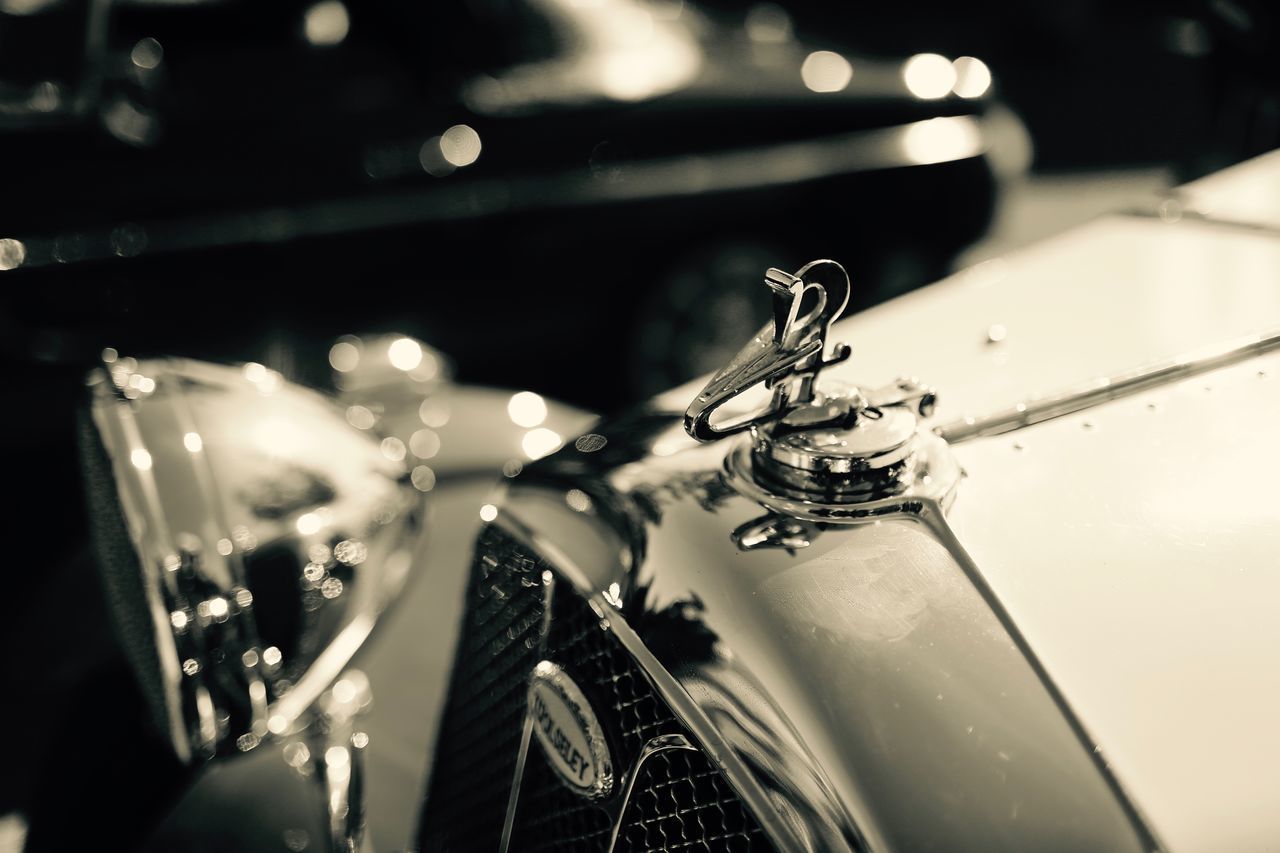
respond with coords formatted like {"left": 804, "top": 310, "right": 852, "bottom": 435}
{"left": 2, "top": 0, "right": 1278, "bottom": 849}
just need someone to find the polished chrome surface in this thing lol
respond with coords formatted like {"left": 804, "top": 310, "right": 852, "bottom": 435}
{"left": 310, "top": 670, "right": 373, "bottom": 853}
{"left": 687, "top": 259, "right": 955, "bottom": 507}
{"left": 499, "top": 566, "right": 555, "bottom": 853}
{"left": 495, "top": 412, "right": 1157, "bottom": 851}
{"left": 87, "top": 356, "right": 419, "bottom": 761}
{"left": 937, "top": 328, "right": 1280, "bottom": 442}
{"left": 946, "top": 348, "right": 1280, "bottom": 853}
{"left": 727, "top": 427, "right": 962, "bottom": 522}
{"left": 684, "top": 259, "right": 851, "bottom": 440}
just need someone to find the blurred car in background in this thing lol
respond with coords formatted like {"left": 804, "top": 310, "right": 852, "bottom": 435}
{"left": 0, "top": 0, "right": 1014, "bottom": 409}
{"left": 711, "top": 0, "right": 1280, "bottom": 177}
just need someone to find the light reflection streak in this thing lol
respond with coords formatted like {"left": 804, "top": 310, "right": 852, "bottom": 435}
{"left": 11, "top": 120, "right": 991, "bottom": 270}
{"left": 901, "top": 117, "right": 985, "bottom": 165}
{"left": 464, "top": 0, "right": 702, "bottom": 111}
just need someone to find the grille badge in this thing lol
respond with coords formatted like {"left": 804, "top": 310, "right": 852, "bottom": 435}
{"left": 528, "top": 660, "right": 614, "bottom": 800}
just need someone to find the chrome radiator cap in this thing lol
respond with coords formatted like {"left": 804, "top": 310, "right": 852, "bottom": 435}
{"left": 685, "top": 259, "right": 958, "bottom": 509}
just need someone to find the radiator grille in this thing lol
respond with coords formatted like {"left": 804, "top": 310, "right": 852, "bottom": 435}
{"left": 419, "top": 524, "right": 549, "bottom": 852}
{"left": 506, "top": 573, "right": 685, "bottom": 851}
{"left": 420, "top": 524, "right": 772, "bottom": 853}
{"left": 615, "top": 749, "right": 767, "bottom": 852}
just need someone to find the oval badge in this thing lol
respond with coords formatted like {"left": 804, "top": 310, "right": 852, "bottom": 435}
{"left": 528, "top": 660, "right": 613, "bottom": 800}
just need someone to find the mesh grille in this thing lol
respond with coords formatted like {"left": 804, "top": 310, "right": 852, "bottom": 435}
{"left": 421, "top": 524, "right": 773, "bottom": 853}
{"left": 506, "top": 576, "right": 685, "bottom": 851}
{"left": 419, "top": 524, "right": 549, "bottom": 852}
{"left": 615, "top": 750, "right": 767, "bottom": 852}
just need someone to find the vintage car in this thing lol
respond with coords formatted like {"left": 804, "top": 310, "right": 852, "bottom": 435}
{"left": 23, "top": 149, "right": 1280, "bottom": 853}
{"left": 0, "top": 0, "right": 1011, "bottom": 407}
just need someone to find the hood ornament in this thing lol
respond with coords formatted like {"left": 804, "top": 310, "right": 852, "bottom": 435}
{"left": 686, "top": 260, "right": 956, "bottom": 507}
{"left": 684, "top": 260, "right": 853, "bottom": 441}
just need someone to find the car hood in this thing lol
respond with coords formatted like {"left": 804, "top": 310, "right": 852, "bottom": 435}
{"left": 652, "top": 149, "right": 1280, "bottom": 852}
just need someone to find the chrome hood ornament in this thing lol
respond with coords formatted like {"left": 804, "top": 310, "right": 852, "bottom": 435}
{"left": 684, "top": 259, "right": 853, "bottom": 441}
{"left": 686, "top": 259, "right": 955, "bottom": 507}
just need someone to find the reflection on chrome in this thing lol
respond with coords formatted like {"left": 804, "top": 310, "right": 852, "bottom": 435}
{"left": 800, "top": 50, "right": 853, "bottom": 93}
{"left": 903, "top": 52, "right": 956, "bottom": 99}
{"left": 901, "top": 115, "right": 985, "bottom": 165}
{"left": 84, "top": 354, "right": 419, "bottom": 772}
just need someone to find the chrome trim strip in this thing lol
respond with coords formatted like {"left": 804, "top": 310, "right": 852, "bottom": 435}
{"left": 91, "top": 372, "right": 197, "bottom": 760}
{"left": 491, "top": 511, "right": 818, "bottom": 853}
{"left": 938, "top": 328, "right": 1280, "bottom": 442}
{"left": 12, "top": 117, "right": 988, "bottom": 270}
{"left": 605, "top": 735, "right": 699, "bottom": 853}
{"left": 497, "top": 715, "right": 535, "bottom": 853}
{"left": 498, "top": 563, "right": 556, "bottom": 853}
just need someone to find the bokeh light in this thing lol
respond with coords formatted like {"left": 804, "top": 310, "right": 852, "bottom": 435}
{"left": 903, "top": 53, "right": 956, "bottom": 99}
{"left": 801, "top": 51, "right": 853, "bottom": 93}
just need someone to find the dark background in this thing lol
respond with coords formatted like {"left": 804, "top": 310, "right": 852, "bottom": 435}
{"left": 1, "top": 0, "right": 1277, "bottom": 849}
